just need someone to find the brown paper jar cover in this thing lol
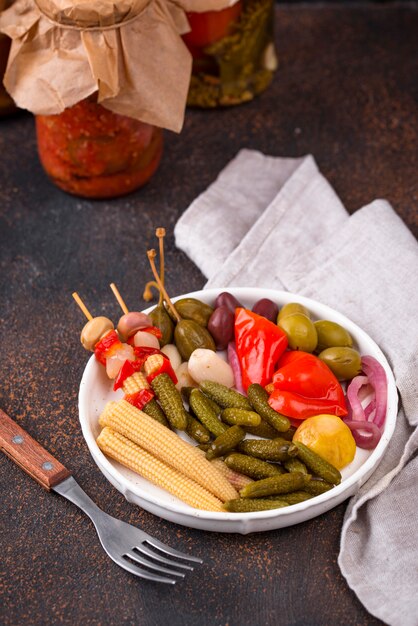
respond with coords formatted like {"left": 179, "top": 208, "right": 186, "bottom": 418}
{"left": 0, "top": 0, "right": 240, "bottom": 132}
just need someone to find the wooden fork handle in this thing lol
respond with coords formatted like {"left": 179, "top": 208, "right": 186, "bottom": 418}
{"left": 0, "top": 408, "right": 71, "bottom": 490}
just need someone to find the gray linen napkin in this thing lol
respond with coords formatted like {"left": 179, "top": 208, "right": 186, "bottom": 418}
{"left": 174, "top": 149, "right": 418, "bottom": 626}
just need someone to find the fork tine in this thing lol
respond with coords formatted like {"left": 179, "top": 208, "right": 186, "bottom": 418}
{"left": 144, "top": 537, "right": 203, "bottom": 564}
{"left": 135, "top": 543, "right": 195, "bottom": 571}
{"left": 126, "top": 550, "right": 186, "bottom": 578}
{"left": 111, "top": 554, "right": 177, "bottom": 584}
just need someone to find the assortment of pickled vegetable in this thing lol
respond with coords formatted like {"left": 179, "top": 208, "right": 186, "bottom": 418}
{"left": 74, "top": 229, "right": 388, "bottom": 513}
{"left": 183, "top": 0, "right": 277, "bottom": 108}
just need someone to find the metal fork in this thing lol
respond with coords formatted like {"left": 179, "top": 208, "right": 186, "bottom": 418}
{"left": 0, "top": 408, "right": 202, "bottom": 584}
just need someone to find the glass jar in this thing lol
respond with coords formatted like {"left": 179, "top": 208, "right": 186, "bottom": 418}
{"left": 36, "top": 97, "right": 163, "bottom": 199}
{"left": 183, "top": 0, "right": 277, "bottom": 108}
{"left": 0, "top": 32, "right": 15, "bottom": 115}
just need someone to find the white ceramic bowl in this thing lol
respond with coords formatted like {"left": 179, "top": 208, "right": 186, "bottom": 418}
{"left": 79, "top": 288, "right": 398, "bottom": 534}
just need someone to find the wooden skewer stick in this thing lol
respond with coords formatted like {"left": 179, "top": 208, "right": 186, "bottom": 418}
{"left": 110, "top": 282, "right": 129, "bottom": 315}
{"left": 72, "top": 292, "right": 93, "bottom": 321}
{"left": 156, "top": 227, "right": 166, "bottom": 305}
{"left": 147, "top": 249, "right": 181, "bottom": 322}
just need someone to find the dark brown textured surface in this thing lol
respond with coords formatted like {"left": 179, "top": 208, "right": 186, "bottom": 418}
{"left": 0, "top": 4, "right": 417, "bottom": 626}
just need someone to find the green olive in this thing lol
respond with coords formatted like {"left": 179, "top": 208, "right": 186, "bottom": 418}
{"left": 174, "top": 319, "right": 216, "bottom": 360}
{"left": 172, "top": 298, "right": 214, "bottom": 327}
{"left": 278, "top": 302, "right": 311, "bottom": 322}
{"left": 314, "top": 320, "right": 353, "bottom": 353}
{"left": 278, "top": 313, "right": 318, "bottom": 352}
{"left": 149, "top": 303, "right": 174, "bottom": 347}
{"left": 318, "top": 346, "right": 362, "bottom": 381}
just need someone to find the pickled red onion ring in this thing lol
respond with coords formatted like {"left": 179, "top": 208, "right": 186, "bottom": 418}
{"left": 361, "top": 356, "right": 388, "bottom": 428}
{"left": 364, "top": 397, "right": 376, "bottom": 421}
{"left": 344, "top": 420, "right": 382, "bottom": 449}
{"left": 346, "top": 375, "right": 369, "bottom": 421}
{"left": 227, "top": 342, "right": 246, "bottom": 395}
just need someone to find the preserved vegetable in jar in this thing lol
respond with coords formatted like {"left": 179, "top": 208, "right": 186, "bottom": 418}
{"left": 0, "top": 0, "right": 199, "bottom": 197}
{"left": 183, "top": 0, "right": 277, "bottom": 108}
{"left": 36, "top": 98, "right": 163, "bottom": 199}
{"left": 0, "top": 0, "right": 15, "bottom": 115}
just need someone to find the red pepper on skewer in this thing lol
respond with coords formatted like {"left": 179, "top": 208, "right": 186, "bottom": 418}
{"left": 94, "top": 329, "right": 123, "bottom": 366}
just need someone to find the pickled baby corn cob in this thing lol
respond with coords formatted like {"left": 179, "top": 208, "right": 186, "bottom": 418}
{"left": 122, "top": 370, "right": 169, "bottom": 428}
{"left": 99, "top": 399, "right": 238, "bottom": 502}
{"left": 194, "top": 447, "right": 254, "bottom": 491}
{"left": 122, "top": 371, "right": 149, "bottom": 395}
{"left": 97, "top": 427, "right": 223, "bottom": 512}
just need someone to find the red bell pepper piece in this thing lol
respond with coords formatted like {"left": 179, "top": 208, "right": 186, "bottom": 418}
{"left": 234, "top": 308, "right": 288, "bottom": 391}
{"left": 94, "top": 329, "right": 122, "bottom": 366}
{"left": 133, "top": 346, "right": 161, "bottom": 368}
{"left": 124, "top": 389, "right": 155, "bottom": 410}
{"left": 268, "top": 351, "right": 347, "bottom": 420}
{"left": 146, "top": 355, "right": 178, "bottom": 386}
{"left": 113, "top": 359, "right": 135, "bottom": 391}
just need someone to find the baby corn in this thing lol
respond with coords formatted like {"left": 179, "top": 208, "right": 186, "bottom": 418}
{"left": 122, "top": 371, "right": 149, "bottom": 395}
{"left": 99, "top": 399, "right": 238, "bottom": 502}
{"left": 97, "top": 427, "right": 223, "bottom": 512}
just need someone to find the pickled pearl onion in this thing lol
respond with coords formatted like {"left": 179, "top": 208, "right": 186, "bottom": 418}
{"left": 361, "top": 356, "right": 388, "bottom": 429}
{"left": 346, "top": 375, "right": 369, "bottom": 421}
{"left": 344, "top": 420, "right": 382, "bottom": 450}
{"left": 106, "top": 344, "right": 135, "bottom": 379}
{"left": 227, "top": 342, "right": 246, "bottom": 395}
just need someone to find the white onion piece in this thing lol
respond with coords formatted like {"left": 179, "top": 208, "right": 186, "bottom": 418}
{"left": 105, "top": 344, "right": 135, "bottom": 379}
{"left": 161, "top": 344, "right": 182, "bottom": 371}
{"left": 175, "top": 362, "right": 197, "bottom": 391}
{"left": 188, "top": 348, "right": 234, "bottom": 388}
{"left": 361, "top": 356, "right": 388, "bottom": 428}
{"left": 133, "top": 330, "right": 160, "bottom": 349}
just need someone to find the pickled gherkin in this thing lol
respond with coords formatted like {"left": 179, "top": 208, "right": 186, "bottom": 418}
{"left": 244, "top": 419, "right": 280, "bottom": 439}
{"left": 186, "top": 413, "right": 211, "bottom": 444}
{"left": 189, "top": 388, "right": 227, "bottom": 438}
{"left": 225, "top": 452, "right": 285, "bottom": 480}
{"left": 221, "top": 408, "right": 261, "bottom": 427}
{"left": 150, "top": 373, "right": 188, "bottom": 431}
{"left": 272, "top": 491, "right": 313, "bottom": 505}
{"left": 303, "top": 478, "right": 334, "bottom": 496}
{"left": 247, "top": 383, "right": 291, "bottom": 433}
{"left": 293, "top": 442, "right": 342, "bottom": 485}
{"left": 223, "top": 498, "right": 289, "bottom": 513}
{"left": 205, "top": 426, "right": 245, "bottom": 460}
{"left": 240, "top": 472, "right": 311, "bottom": 498}
{"left": 283, "top": 457, "right": 308, "bottom": 475}
{"left": 199, "top": 380, "right": 252, "bottom": 410}
{"left": 142, "top": 397, "right": 170, "bottom": 428}
{"left": 238, "top": 438, "right": 298, "bottom": 462}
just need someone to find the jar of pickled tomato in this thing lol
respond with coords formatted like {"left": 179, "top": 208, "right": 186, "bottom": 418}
{"left": 183, "top": 0, "right": 277, "bottom": 108}
{"left": 35, "top": 97, "right": 163, "bottom": 199}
